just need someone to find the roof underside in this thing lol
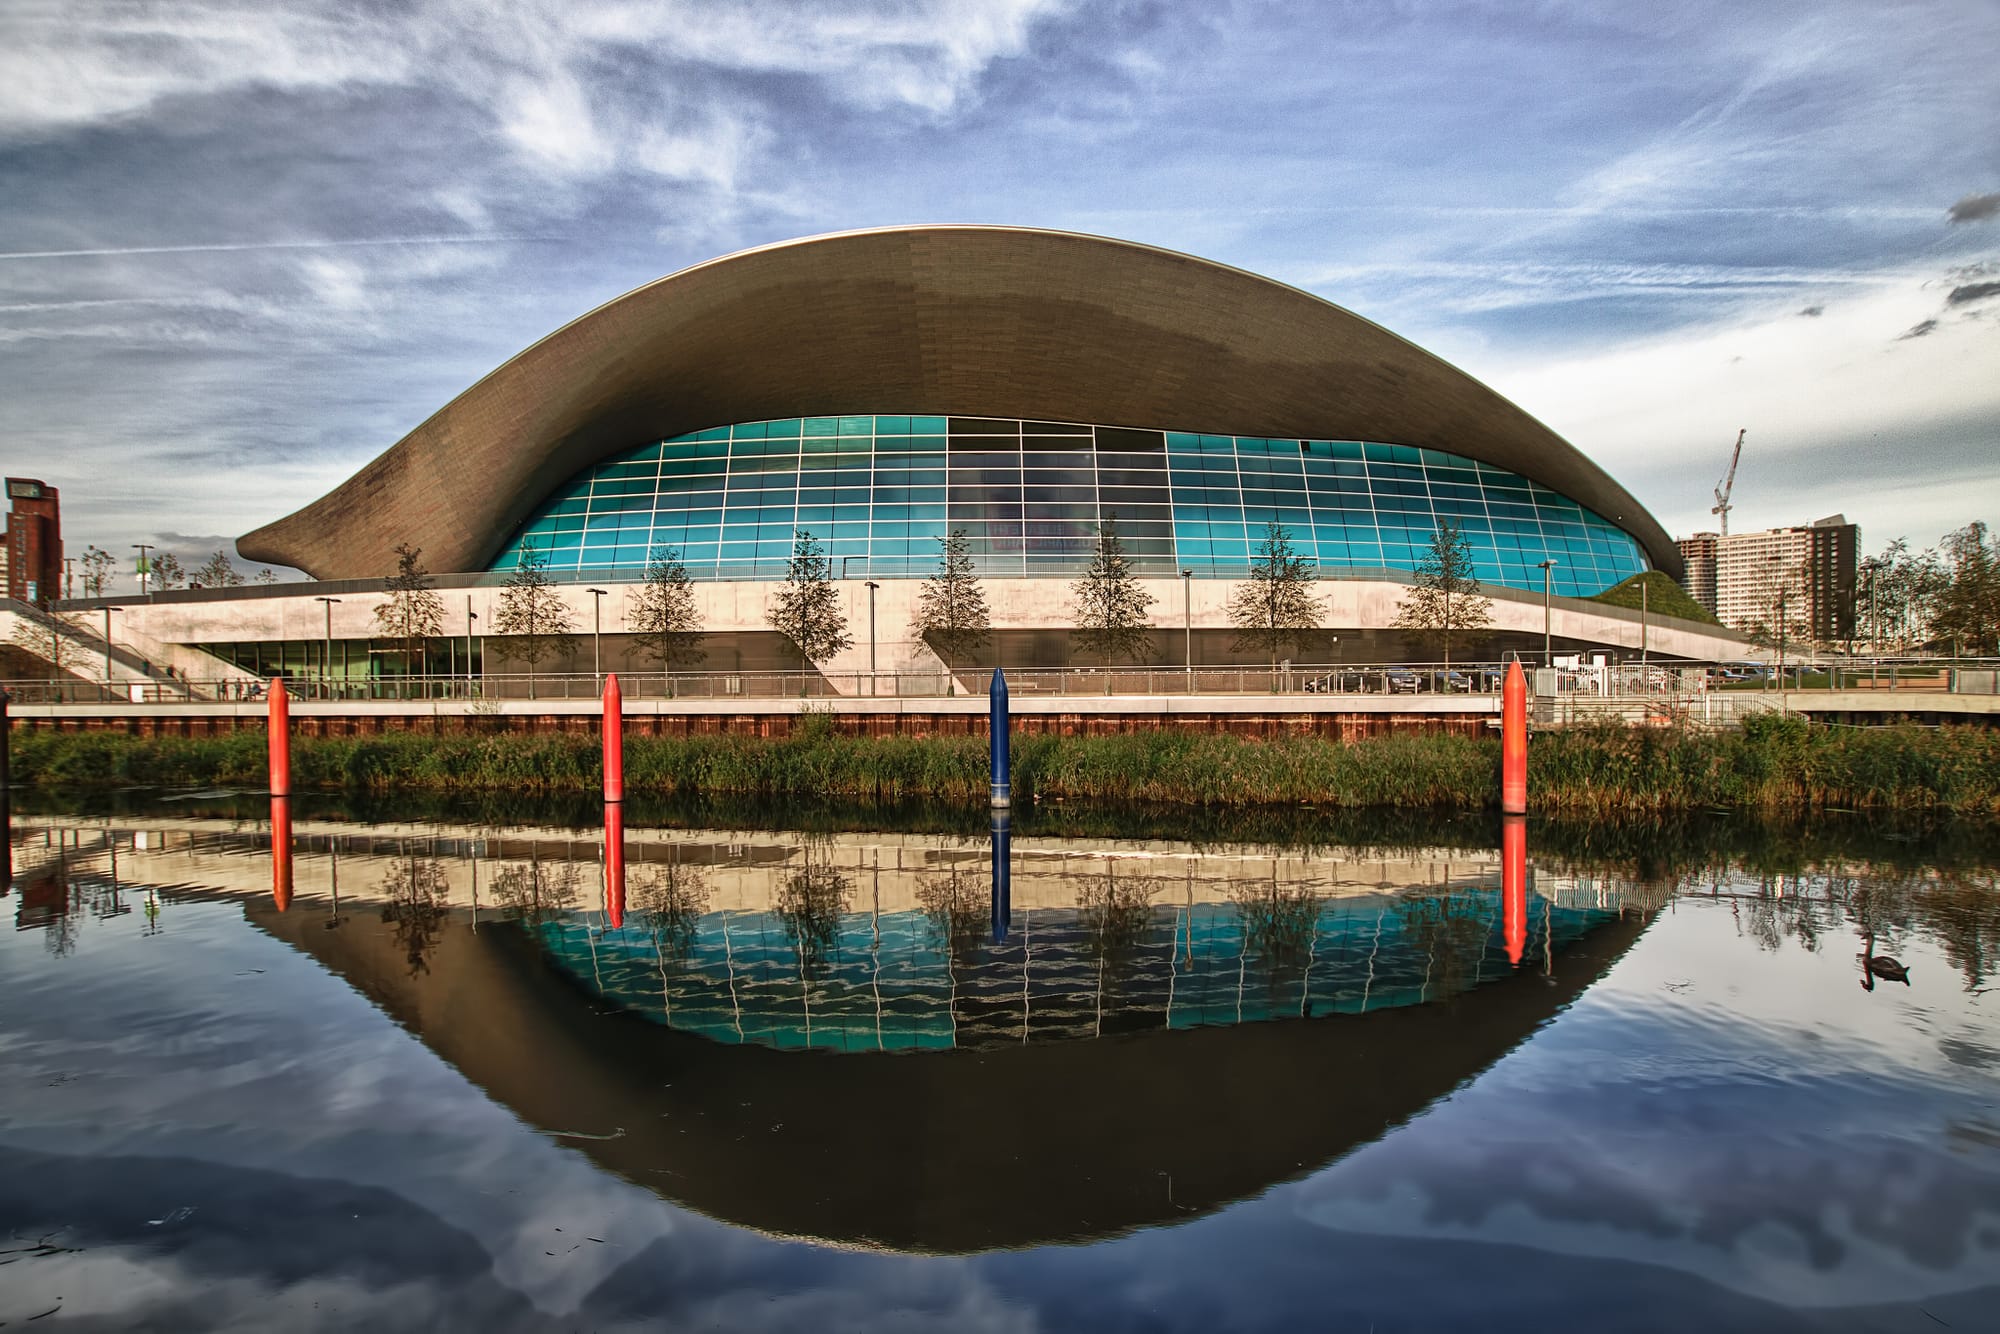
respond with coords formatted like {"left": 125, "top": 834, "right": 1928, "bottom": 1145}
{"left": 240, "top": 226, "right": 1682, "bottom": 580}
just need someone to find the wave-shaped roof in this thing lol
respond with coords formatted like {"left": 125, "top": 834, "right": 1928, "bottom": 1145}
{"left": 240, "top": 226, "right": 1680, "bottom": 579}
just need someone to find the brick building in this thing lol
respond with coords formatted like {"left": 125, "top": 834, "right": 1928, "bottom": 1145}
{"left": 4, "top": 477, "right": 62, "bottom": 606}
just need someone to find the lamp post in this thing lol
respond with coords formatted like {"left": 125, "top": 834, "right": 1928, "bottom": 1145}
{"left": 1639, "top": 578, "right": 1648, "bottom": 676}
{"left": 132, "top": 543, "right": 153, "bottom": 598}
{"left": 864, "top": 580, "right": 880, "bottom": 696}
{"left": 1181, "top": 568, "right": 1194, "bottom": 693}
{"left": 587, "top": 588, "right": 608, "bottom": 686}
{"left": 465, "top": 598, "right": 477, "bottom": 697}
{"left": 102, "top": 605, "right": 118, "bottom": 683}
{"left": 1537, "top": 559, "right": 1559, "bottom": 667}
{"left": 313, "top": 597, "right": 341, "bottom": 699}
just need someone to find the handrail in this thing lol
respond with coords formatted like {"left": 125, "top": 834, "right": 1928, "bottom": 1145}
{"left": 5, "top": 657, "right": 1994, "bottom": 705}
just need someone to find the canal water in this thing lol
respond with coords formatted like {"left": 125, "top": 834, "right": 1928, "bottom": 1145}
{"left": 1, "top": 801, "right": 1996, "bottom": 1331}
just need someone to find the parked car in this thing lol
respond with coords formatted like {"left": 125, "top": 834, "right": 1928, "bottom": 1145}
{"left": 1386, "top": 667, "right": 1424, "bottom": 693}
{"left": 1304, "top": 668, "right": 1377, "bottom": 693}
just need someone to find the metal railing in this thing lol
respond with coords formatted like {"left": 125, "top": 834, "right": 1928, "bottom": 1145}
{"left": 6, "top": 656, "right": 1993, "bottom": 707}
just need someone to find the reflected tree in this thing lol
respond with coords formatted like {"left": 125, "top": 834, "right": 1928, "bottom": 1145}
{"left": 917, "top": 868, "right": 988, "bottom": 963}
{"left": 380, "top": 854, "right": 450, "bottom": 976}
{"left": 635, "top": 856, "right": 712, "bottom": 961}
{"left": 1076, "top": 866, "right": 1161, "bottom": 968}
{"left": 489, "top": 856, "right": 581, "bottom": 930}
{"left": 777, "top": 841, "right": 852, "bottom": 978}
{"left": 1396, "top": 885, "right": 1494, "bottom": 1000}
{"left": 1231, "top": 873, "right": 1323, "bottom": 979}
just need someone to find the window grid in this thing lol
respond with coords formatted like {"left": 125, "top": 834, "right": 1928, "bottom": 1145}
{"left": 493, "top": 416, "right": 1647, "bottom": 596}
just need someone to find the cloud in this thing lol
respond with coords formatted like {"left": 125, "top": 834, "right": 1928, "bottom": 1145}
{"left": 1798, "top": 305, "right": 1824, "bottom": 317}
{"left": 1945, "top": 282, "right": 2000, "bottom": 306}
{"left": 1947, "top": 191, "right": 2000, "bottom": 224}
{"left": 1897, "top": 318, "right": 1939, "bottom": 339}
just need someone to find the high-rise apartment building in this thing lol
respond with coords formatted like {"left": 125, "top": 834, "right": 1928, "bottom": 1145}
{"left": 3, "top": 477, "right": 62, "bottom": 606}
{"left": 1675, "top": 532, "right": 1718, "bottom": 614}
{"left": 1676, "top": 516, "right": 1857, "bottom": 641}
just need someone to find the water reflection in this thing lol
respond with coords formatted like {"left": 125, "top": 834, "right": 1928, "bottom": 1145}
{"left": 4, "top": 808, "right": 1997, "bottom": 1321}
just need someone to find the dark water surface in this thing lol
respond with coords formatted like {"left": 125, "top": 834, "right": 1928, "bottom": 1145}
{"left": 2, "top": 801, "right": 1997, "bottom": 1331}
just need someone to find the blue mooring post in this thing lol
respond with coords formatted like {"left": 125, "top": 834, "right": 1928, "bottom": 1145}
{"left": 989, "top": 667, "right": 1011, "bottom": 809}
{"left": 990, "top": 809, "right": 1012, "bottom": 943}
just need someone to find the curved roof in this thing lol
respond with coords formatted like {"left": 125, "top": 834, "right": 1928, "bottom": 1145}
{"left": 240, "top": 226, "right": 1682, "bottom": 580}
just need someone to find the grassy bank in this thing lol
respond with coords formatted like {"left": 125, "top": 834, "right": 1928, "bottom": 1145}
{"left": 9, "top": 714, "right": 1998, "bottom": 815}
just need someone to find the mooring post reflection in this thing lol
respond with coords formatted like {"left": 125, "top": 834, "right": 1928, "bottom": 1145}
{"left": 1503, "top": 814, "right": 1528, "bottom": 967}
{"left": 603, "top": 802, "right": 626, "bottom": 930}
{"left": 269, "top": 796, "right": 293, "bottom": 913}
{"left": 990, "top": 809, "right": 1012, "bottom": 943}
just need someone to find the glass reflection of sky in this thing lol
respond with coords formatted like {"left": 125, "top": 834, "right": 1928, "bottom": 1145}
{"left": 3, "top": 827, "right": 1995, "bottom": 1332}
{"left": 489, "top": 416, "right": 1650, "bottom": 597}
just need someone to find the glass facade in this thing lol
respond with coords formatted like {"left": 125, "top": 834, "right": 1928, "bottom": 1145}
{"left": 492, "top": 415, "right": 1648, "bottom": 597}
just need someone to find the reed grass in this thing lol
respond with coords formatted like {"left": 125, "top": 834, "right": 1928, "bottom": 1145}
{"left": 8, "top": 715, "right": 1998, "bottom": 815}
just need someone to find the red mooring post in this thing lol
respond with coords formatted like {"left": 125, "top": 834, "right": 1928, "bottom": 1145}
{"left": 604, "top": 801, "right": 626, "bottom": 930}
{"left": 1502, "top": 815, "right": 1527, "bottom": 966}
{"left": 1501, "top": 659, "right": 1527, "bottom": 815}
{"left": 270, "top": 795, "right": 294, "bottom": 913}
{"left": 602, "top": 673, "right": 624, "bottom": 803}
{"left": 268, "top": 677, "right": 291, "bottom": 798}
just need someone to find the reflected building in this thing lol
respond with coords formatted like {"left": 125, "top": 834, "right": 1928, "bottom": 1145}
{"left": 7, "top": 812, "right": 1667, "bottom": 1252}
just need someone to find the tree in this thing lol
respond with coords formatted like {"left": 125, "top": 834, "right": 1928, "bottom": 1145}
{"left": 192, "top": 550, "right": 244, "bottom": 589}
{"left": 912, "top": 527, "right": 990, "bottom": 689}
{"left": 628, "top": 543, "right": 706, "bottom": 683}
{"left": 150, "top": 552, "right": 186, "bottom": 591}
{"left": 1070, "top": 516, "right": 1156, "bottom": 665}
{"left": 1858, "top": 538, "right": 1945, "bottom": 651}
{"left": 1932, "top": 521, "right": 1999, "bottom": 656}
{"left": 254, "top": 568, "right": 278, "bottom": 585}
{"left": 79, "top": 546, "right": 115, "bottom": 598}
{"left": 488, "top": 542, "right": 577, "bottom": 698}
{"left": 1227, "top": 521, "right": 1324, "bottom": 670}
{"left": 1392, "top": 520, "right": 1492, "bottom": 672}
{"left": 373, "top": 542, "right": 446, "bottom": 680}
{"left": 766, "top": 529, "right": 851, "bottom": 666}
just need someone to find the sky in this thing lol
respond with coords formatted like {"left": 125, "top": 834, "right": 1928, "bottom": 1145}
{"left": 1, "top": 0, "right": 1996, "bottom": 592}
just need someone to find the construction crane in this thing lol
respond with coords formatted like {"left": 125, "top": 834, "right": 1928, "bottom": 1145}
{"left": 1711, "top": 429, "right": 1746, "bottom": 536}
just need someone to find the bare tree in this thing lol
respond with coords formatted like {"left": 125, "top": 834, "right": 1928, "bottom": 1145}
{"left": 79, "top": 546, "right": 115, "bottom": 598}
{"left": 628, "top": 543, "right": 706, "bottom": 685}
{"left": 489, "top": 542, "right": 577, "bottom": 698}
{"left": 192, "top": 550, "right": 244, "bottom": 588}
{"left": 253, "top": 567, "right": 279, "bottom": 585}
{"left": 1227, "top": 521, "right": 1324, "bottom": 670}
{"left": 912, "top": 527, "right": 989, "bottom": 690}
{"left": 150, "top": 552, "right": 187, "bottom": 591}
{"left": 1392, "top": 520, "right": 1492, "bottom": 672}
{"left": 373, "top": 542, "right": 446, "bottom": 680}
{"left": 1070, "top": 516, "right": 1155, "bottom": 666}
{"left": 766, "top": 529, "right": 851, "bottom": 666}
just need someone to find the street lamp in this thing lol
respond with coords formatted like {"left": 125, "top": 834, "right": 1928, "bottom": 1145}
{"left": 314, "top": 597, "right": 341, "bottom": 699}
{"left": 864, "top": 580, "right": 880, "bottom": 696}
{"left": 465, "top": 597, "right": 478, "bottom": 697}
{"left": 132, "top": 543, "right": 153, "bottom": 598}
{"left": 1181, "top": 568, "right": 1194, "bottom": 693}
{"left": 102, "top": 605, "right": 118, "bottom": 682}
{"left": 586, "top": 588, "right": 608, "bottom": 685}
{"left": 1537, "top": 559, "right": 1559, "bottom": 668}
